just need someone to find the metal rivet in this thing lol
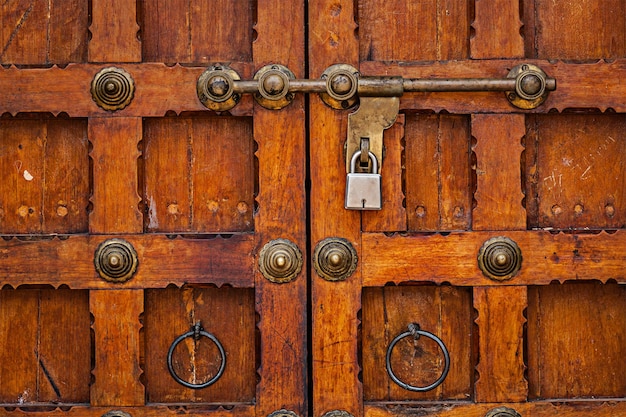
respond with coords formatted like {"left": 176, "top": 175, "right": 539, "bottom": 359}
{"left": 263, "top": 73, "right": 286, "bottom": 96}
{"left": 574, "top": 203, "right": 584, "bottom": 216}
{"left": 329, "top": 73, "right": 353, "bottom": 96}
{"left": 313, "top": 237, "right": 358, "bottom": 282}
{"left": 477, "top": 236, "right": 522, "bottom": 281}
{"left": 551, "top": 204, "right": 562, "bottom": 215}
{"left": 94, "top": 238, "right": 139, "bottom": 283}
{"left": 606, "top": 203, "right": 615, "bottom": 218}
{"left": 91, "top": 67, "right": 135, "bottom": 111}
{"left": 415, "top": 205, "right": 426, "bottom": 218}
{"left": 519, "top": 73, "right": 542, "bottom": 96}
{"left": 258, "top": 238, "right": 303, "bottom": 284}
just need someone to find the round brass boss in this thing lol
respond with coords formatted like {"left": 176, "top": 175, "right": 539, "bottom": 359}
{"left": 477, "top": 236, "right": 522, "bottom": 281}
{"left": 320, "top": 64, "right": 359, "bottom": 109}
{"left": 322, "top": 411, "right": 354, "bottom": 417}
{"left": 197, "top": 64, "right": 241, "bottom": 111}
{"left": 91, "top": 67, "right": 135, "bottom": 111}
{"left": 254, "top": 64, "right": 295, "bottom": 110}
{"left": 506, "top": 63, "right": 551, "bottom": 109}
{"left": 313, "top": 237, "right": 358, "bottom": 282}
{"left": 258, "top": 238, "right": 303, "bottom": 283}
{"left": 267, "top": 410, "right": 299, "bottom": 417}
{"left": 484, "top": 407, "right": 521, "bottom": 417}
{"left": 94, "top": 238, "right": 139, "bottom": 283}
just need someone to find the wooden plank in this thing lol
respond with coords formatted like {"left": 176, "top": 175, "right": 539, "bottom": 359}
{"left": 0, "top": 1, "right": 49, "bottom": 65}
{"left": 366, "top": 402, "right": 626, "bottom": 417}
{"left": 0, "top": 234, "right": 255, "bottom": 289}
{"left": 472, "top": 114, "right": 526, "bottom": 231}
{"left": 90, "top": 289, "right": 144, "bottom": 406}
{"left": 144, "top": 287, "right": 255, "bottom": 403}
{"left": 89, "top": 0, "right": 141, "bottom": 63}
{"left": 48, "top": 0, "right": 88, "bottom": 64}
{"left": 362, "top": 286, "right": 472, "bottom": 401}
{"left": 471, "top": 0, "right": 524, "bottom": 59}
{"left": 0, "top": 405, "right": 256, "bottom": 416}
{"left": 474, "top": 286, "right": 527, "bottom": 402}
{"left": 253, "top": 1, "right": 307, "bottom": 416}
{"left": 527, "top": 282, "right": 626, "bottom": 399}
{"left": 362, "top": 116, "right": 406, "bottom": 232}
{"left": 529, "top": 0, "right": 626, "bottom": 60}
{"left": 0, "top": 63, "right": 255, "bottom": 117}
{"left": 361, "top": 230, "right": 626, "bottom": 287}
{"left": 89, "top": 117, "right": 143, "bottom": 234}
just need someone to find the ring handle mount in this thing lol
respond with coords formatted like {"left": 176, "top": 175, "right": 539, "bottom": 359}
{"left": 385, "top": 323, "right": 451, "bottom": 392}
{"left": 167, "top": 322, "right": 226, "bottom": 389}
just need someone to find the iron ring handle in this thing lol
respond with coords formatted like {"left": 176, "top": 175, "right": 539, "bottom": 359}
{"left": 385, "top": 323, "right": 451, "bottom": 392}
{"left": 167, "top": 324, "right": 226, "bottom": 389}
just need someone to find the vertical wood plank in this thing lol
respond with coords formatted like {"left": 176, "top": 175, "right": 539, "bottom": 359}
{"left": 472, "top": 114, "right": 526, "bottom": 231}
{"left": 89, "top": 117, "right": 143, "bottom": 234}
{"left": 0, "top": 1, "right": 48, "bottom": 64}
{"left": 90, "top": 289, "right": 144, "bottom": 406}
{"left": 470, "top": 0, "right": 524, "bottom": 59}
{"left": 474, "top": 286, "right": 527, "bottom": 402}
{"left": 363, "top": 116, "right": 406, "bottom": 232}
{"left": 89, "top": 0, "right": 141, "bottom": 63}
{"left": 48, "top": 0, "right": 88, "bottom": 64}
{"left": 254, "top": 1, "right": 307, "bottom": 416}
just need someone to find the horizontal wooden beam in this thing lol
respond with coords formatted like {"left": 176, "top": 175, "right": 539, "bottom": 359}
{"left": 0, "top": 234, "right": 255, "bottom": 289}
{"left": 362, "top": 230, "right": 626, "bottom": 286}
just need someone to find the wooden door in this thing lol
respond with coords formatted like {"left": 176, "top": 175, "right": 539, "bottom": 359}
{"left": 310, "top": 1, "right": 626, "bottom": 417}
{"left": 0, "top": 2, "right": 307, "bottom": 417}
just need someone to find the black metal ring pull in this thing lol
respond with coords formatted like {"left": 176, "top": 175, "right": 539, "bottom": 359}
{"left": 385, "top": 323, "right": 451, "bottom": 392}
{"left": 167, "top": 322, "right": 226, "bottom": 389}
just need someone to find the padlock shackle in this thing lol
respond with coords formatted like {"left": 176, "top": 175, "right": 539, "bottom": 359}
{"left": 350, "top": 150, "right": 378, "bottom": 174}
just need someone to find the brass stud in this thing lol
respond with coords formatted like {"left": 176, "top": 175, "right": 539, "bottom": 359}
{"left": 484, "top": 407, "right": 521, "bottom": 417}
{"left": 197, "top": 64, "right": 241, "bottom": 112}
{"left": 254, "top": 64, "right": 295, "bottom": 110}
{"left": 91, "top": 67, "right": 135, "bottom": 111}
{"left": 506, "top": 63, "right": 552, "bottom": 109}
{"left": 258, "top": 238, "right": 303, "bottom": 283}
{"left": 322, "top": 411, "right": 354, "bottom": 417}
{"left": 313, "top": 237, "right": 358, "bottom": 282}
{"left": 267, "top": 410, "right": 299, "bottom": 417}
{"left": 477, "top": 236, "right": 522, "bottom": 281}
{"left": 101, "top": 411, "right": 132, "bottom": 417}
{"left": 320, "top": 64, "right": 359, "bottom": 109}
{"left": 94, "top": 238, "right": 139, "bottom": 283}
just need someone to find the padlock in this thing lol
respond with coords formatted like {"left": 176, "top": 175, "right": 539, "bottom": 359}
{"left": 345, "top": 150, "right": 382, "bottom": 210}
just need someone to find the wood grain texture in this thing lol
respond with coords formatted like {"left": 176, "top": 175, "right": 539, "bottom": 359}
{"left": 526, "top": 114, "right": 626, "bottom": 230}
{"left": 0, "top": 406, "right": 255, "bottom": 416}
{"left": 472, "top": 114, "right": 526, "bottom": 231}
{"left": 362, "top": 230, "right": 626, "bottom": 287}
{"left": 527, "top": 282, "right": 626, "bottom": 399}
{"left": 90, "top": 289, "right": 145, "bottom": 406}
{"left": 0, "top": 234, "right": 255, "bottom": 289}
{"left": 89, "top": 117, "right": 143, "bottom": 234}
{"left": 139, "top": 0, "right": 253, "bottom": 63}
{"left": 89, "top": 0, "right": 141, "bottom": 63}
{"left": 0, "top": 0, "right": 88, "bottom": 65}
{"left": 144, "top": 287, "right": 255, "bottom": 403}
{"left": 471, "top": 0, "right": 524, "bottom": 59}
{"left": 362, "top": 286, "right": 472, "bottom": 401}
{"left": 474, "top": 286, "right": 527, "bottom": 402}
{"left": 524, "top": 0, "right": 626, "bottom": 60}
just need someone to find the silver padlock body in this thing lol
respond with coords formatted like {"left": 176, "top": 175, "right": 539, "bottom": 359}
{"left": 345, "top": 173, "right": 382, "bottom": 210}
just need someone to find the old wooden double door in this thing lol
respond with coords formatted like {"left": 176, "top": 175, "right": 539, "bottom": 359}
{"left": 1, "top": 1, "right": 626, "bottom": 417}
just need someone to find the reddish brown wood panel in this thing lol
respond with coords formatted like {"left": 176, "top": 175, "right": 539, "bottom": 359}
{"left": 471, "top": 0, "right": 524, "bottom": 59}
{"left": 527, "top": 282, "right": 626, "bottom": 399}
{"left": 90, "top": 289, "right": 144, "bottom": 406}
{"left": 524, "top": 0, "right": 626, "bottom": 60}
{"left": 143, "top": 116, "right": 255, "bottom": 233}
{"left": 405, "top": 115, "right": 472, "bottom": 231}
{"left": 358, "top": 0, "right": 469, "bottom": 61}
{"left": 89, "top": 0, "right": 141, "bottom": 63}
{"left": 472, "top": 114, "right": 526, "bottom": 231}
{"left": 362, "top": 286, "right": 472, "bottom": 401}
{"left": 362, "top": 231, "right": 626, "bottom": 287}
{"left": 144, "top": 287, "right": 255, "bottom": 403}
{"left": 526, "top": 114, "right": 626, "bottom": 230}
{"left": 89, "top": 117, "right": 143, "bottom": 234}
{"left": 0, "top": 235, "right": 255, "bottom": 289}
{"left": 0, "top": 405, "right": 256, "bottom": 417}
{"left": 0, "top": 289, "right": 90, "bottom": 405}
{"left": 0, "top": 118, "right": 89, "bottom": 234}
{"left": 0, "top": 0, "right": 88, "bottom": 65}
{"left": 362, "top": 116, "right": 406, "bottom": 232}
{"left": 139, "top": 0, "right": 254, "bottom": 63}
{"left": 474, "top": 286, "right": 527, "bottom": 402}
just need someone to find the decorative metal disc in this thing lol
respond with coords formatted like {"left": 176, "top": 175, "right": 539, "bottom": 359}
{"left": 258, "top": 238, "right": 303, "bottom": 283}
{"left": 91, "top": 67, "right": 135, "bottom": 111}
{"left": 254, "top": 64, "right": 295, "bottom": 110}
{"left": 267, "top": 410, "right": 299, "bottom": 417}
{"left": 506, "top": 63, "right": 551, "bottom": 109}
{"left": 102, "top": 411, "right": 132, "bottom": 417}
{"left": 320, "top": 64, "right": 359, "bottom": 109}
{"left": 197, "top": 64, "right": 241, "bottom": 112}
{"left": 321, "top": 410, "right": 354, "bottom": 417}
{"left": 484, "top": 407, "right": 522, "bottom": 417}
{"left": 313, "top": 237, "right": 358, "bottom": 282}
{"left": 477, "top": 236, "right": 522, "bottom": 281}
{"left": 94, "top": 238, "right": 139, "bottom": 283}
